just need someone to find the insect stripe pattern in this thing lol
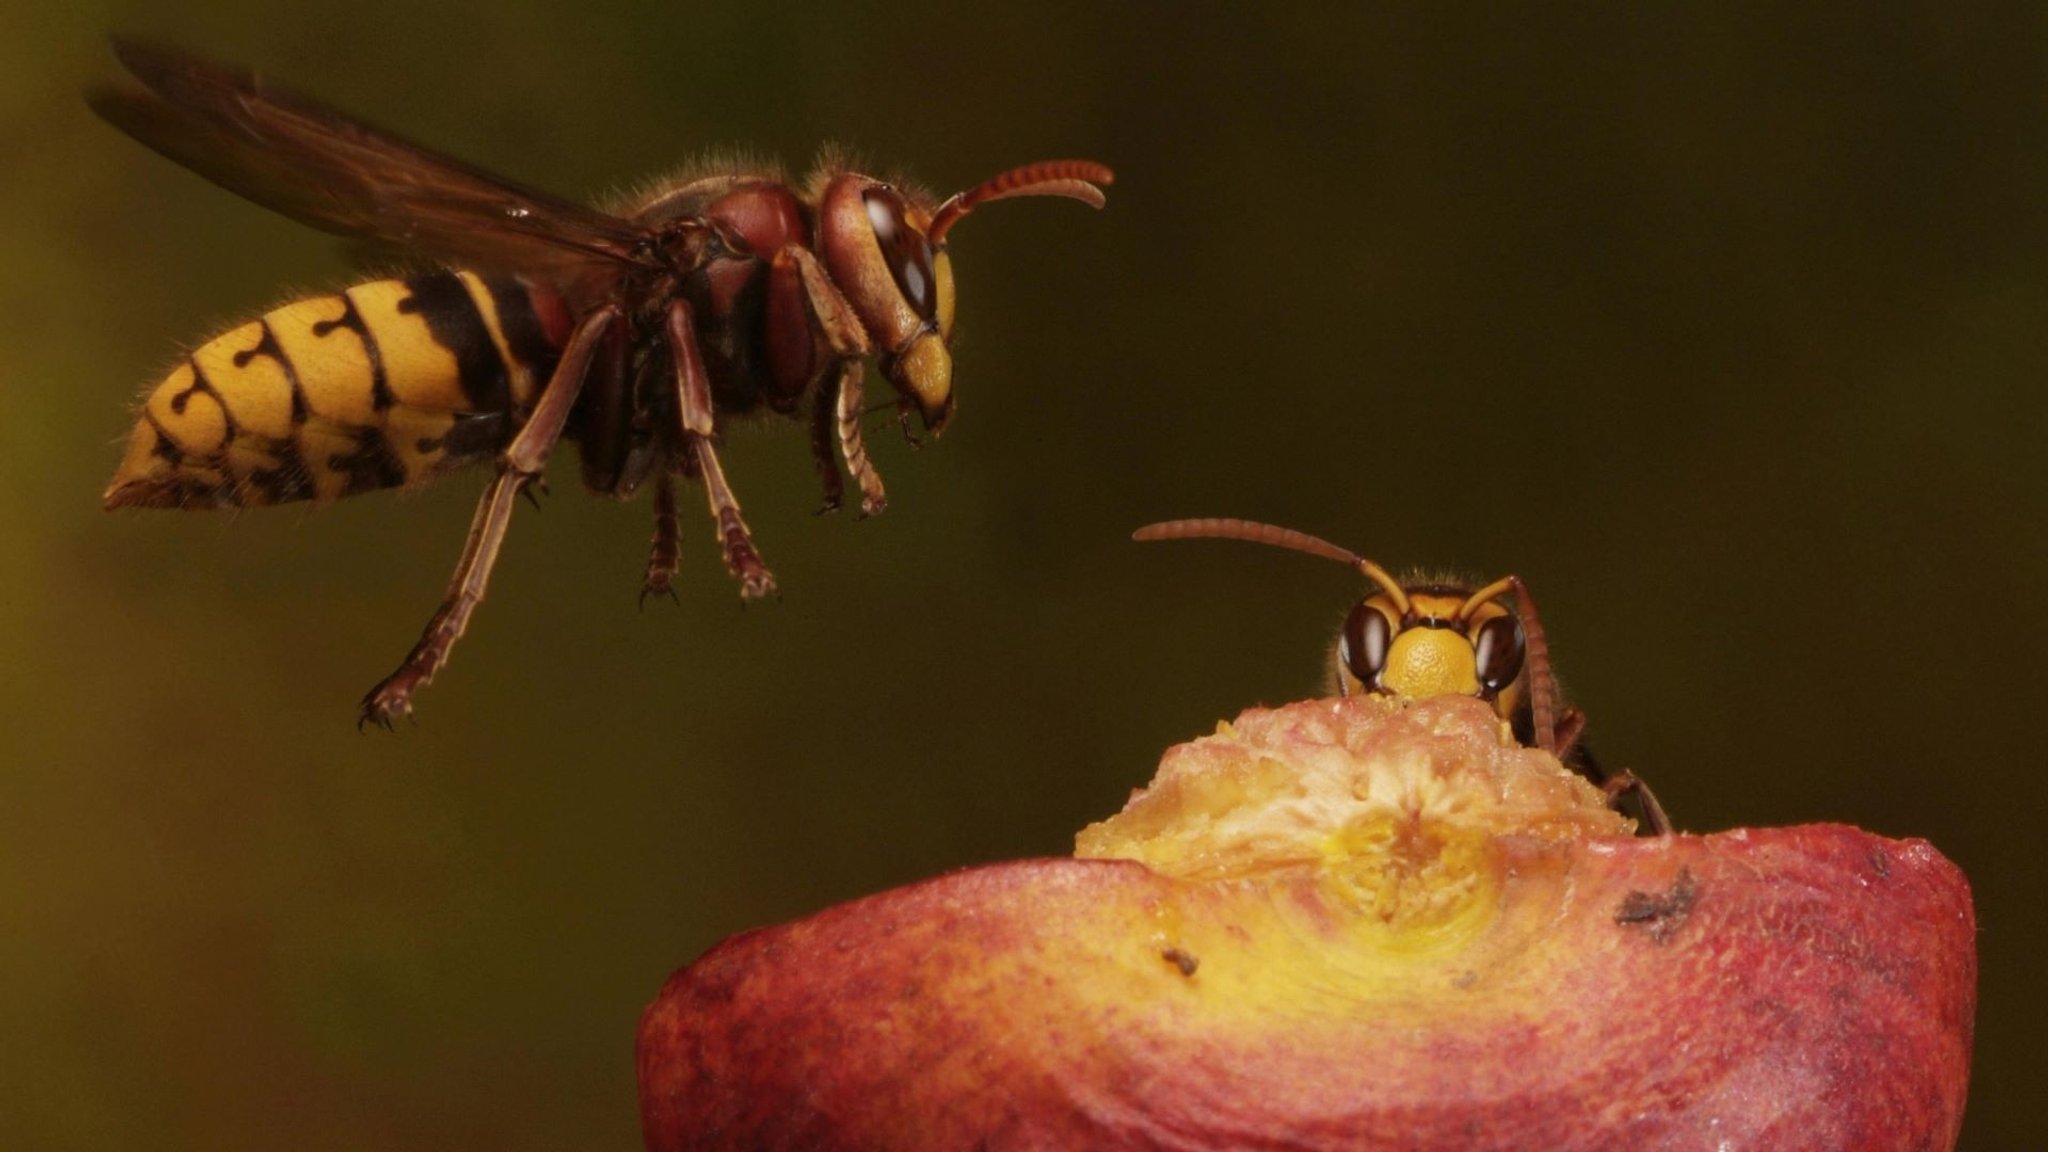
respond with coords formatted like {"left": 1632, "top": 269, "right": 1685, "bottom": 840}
{"left": 106, "top": 271, "right": 559, "bottom": 510}
{"left": 91, "top": 39, "right": 1112, "bottom": 723}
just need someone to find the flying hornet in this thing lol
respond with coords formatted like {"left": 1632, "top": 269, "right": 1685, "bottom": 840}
{"left": 1133, "top": 518, "right": 1672, "bottom": 835}
{"left": 90, "top": 39, "right": 1113, "bottom": 728}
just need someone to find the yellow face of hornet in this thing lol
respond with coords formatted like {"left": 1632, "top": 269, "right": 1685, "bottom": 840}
{"left": 816, "top": 176, "right": 959, "bottom": 431}
{"left": 1131, "top": 519, "right": 1534, "bottom": 730}
{"left": 1330, "top": 580, "right": 1528, "bottom": 728}
{"left": 814, "top": 159, "right": 1096, "bottom": 434}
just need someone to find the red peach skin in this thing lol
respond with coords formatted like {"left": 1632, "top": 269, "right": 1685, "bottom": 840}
{"left": 638, "top": 697, "right": 1976, "bottom": 1151}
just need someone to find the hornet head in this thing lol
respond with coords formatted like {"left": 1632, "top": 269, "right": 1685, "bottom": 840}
{"left": 815, "top": 159, "right": 1114, "bottom": 434}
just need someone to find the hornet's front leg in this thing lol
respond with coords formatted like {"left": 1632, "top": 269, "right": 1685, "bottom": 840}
{"left": 1553, "top": 708, "right": 1675, "bottom": 837}
{"left": 832, "top": 361, "right": 885, "bottom": 517}
{"left": 807, "top": 380, "right": 846, "bottom": 515}
{"left": 1515, "top": 577, "right": 1674, "bottom": 836}
{"left": 358, "top": 304, "right": 624, "bottom": 729}
{"left": 780, "top": 246, "right": 887, "bottom": 517}
{"left": 1607, "top": 771, "right": 1673, "bottom": 836}
{"left": 664, "top": 299, "right": 774, "bottom": 599}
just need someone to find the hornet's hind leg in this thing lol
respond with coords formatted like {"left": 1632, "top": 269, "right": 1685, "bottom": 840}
{"left": 358, "top": 305, "right": 624, "bottom": 729}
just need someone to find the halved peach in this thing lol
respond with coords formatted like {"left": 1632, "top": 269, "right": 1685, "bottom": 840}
{"left": 639, "top": 696, "right": 1975, "bottom": 1151}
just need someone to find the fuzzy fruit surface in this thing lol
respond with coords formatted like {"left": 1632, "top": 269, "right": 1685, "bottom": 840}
{"left": 638, "top": 696, "right": 1975, "bottom": 1152}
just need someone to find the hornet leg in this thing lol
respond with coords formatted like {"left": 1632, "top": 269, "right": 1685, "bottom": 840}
{"left": 834, "top": 361, "right": 886, "bottom": 517}
{"left": 1605, "top": 771, "right": 1674, "bottom": 836}
{"left": 808, "top": 375, "right": 846, "bottom": 515}
{"left": 357, "top": 305, "right": 623, "bottom": 728}
{"left": 1512, "top": 577, "right": 1675, "bottom": 831}
{"left": 785, "top": 246, "right": 887, "bottom": 516}
{"left": 1567, "top": 726, "right": 1676, "bottom": 837}
{"left": 664, "top": 299, "right": 774, "bottom": 599}
{"left": 641, "top": 467, "right": 682, "bottom": 606}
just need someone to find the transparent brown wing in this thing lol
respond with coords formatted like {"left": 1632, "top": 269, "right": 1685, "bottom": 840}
{"left": 89, "top": 37, "right": 654, "bottom": 277}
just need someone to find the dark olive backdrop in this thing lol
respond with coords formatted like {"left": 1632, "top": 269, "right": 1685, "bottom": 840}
{"left": 3, "top": 2, "right": 2041, "bottom": 1148}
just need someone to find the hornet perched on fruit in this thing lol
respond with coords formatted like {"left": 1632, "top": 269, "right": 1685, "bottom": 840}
{"left": 1134, "top": 518, "right": 1671, "bottom": 834}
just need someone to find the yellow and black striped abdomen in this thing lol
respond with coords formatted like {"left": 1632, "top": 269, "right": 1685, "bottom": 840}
{"left": 106, "top": 270, "right": 562, "bottom": 509}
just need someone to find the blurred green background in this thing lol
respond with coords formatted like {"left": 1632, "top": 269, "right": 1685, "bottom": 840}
{"left": 3, "top": 2, "right": 2040, "bottom": 1148}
